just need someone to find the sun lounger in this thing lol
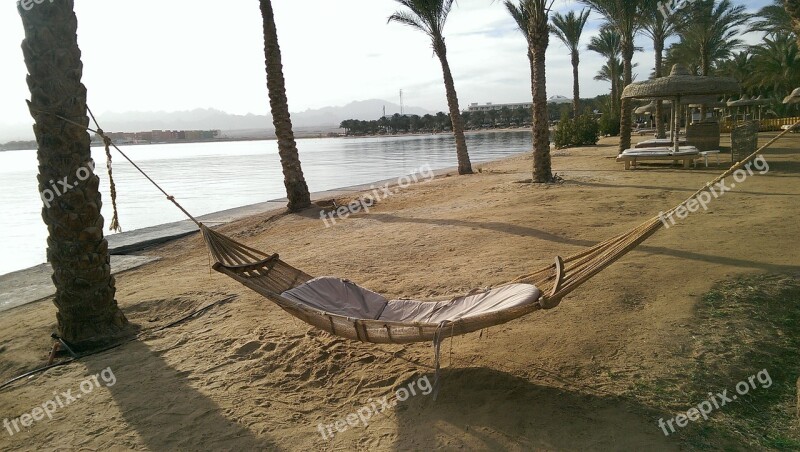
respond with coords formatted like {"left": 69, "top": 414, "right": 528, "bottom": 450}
{"left": 635, "top": 138, "right": 687, "bottom": 148}
{"left": 617, "top": 146, "right": 700, "bottom": 170}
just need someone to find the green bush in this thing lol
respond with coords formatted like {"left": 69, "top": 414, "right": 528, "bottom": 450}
{"left": 598, "top": 112, "right": 620, "bottom": 137}
{"left": 553, "top": 111, "right": 600, "bottom": 149}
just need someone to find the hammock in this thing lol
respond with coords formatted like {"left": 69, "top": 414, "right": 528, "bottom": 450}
{"left": 196, "top": 124, "right": 793, "bottom": 345}
{"left": 50, "top": 112, "right": 799, "bottom": 345}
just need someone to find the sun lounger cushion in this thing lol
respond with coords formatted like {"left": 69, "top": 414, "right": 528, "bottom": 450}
{"left": 378, "top": 284, "right": 541, "bottom": 324}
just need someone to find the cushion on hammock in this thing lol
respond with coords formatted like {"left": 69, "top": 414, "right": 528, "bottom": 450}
{"left": 280, "top": 276, "right": 388, "bottom": 319}
{"left": 378, "top": 283, "right": 541, "bottom": 324}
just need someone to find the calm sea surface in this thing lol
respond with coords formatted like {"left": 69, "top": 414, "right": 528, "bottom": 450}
{"left": 0, "top": 131, "right": 532, "bottom": 276}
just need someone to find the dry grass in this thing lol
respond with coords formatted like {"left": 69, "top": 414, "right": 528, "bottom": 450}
{"left": 630, "top": 274, "right": 800, "bottom": 450}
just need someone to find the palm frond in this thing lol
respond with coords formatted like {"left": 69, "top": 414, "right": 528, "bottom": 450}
{"left": 550, "top": 9, "right": 590, "bottom": 53}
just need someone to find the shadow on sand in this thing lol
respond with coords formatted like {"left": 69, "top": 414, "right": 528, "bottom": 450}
{"left": 394, "top": 367, "right": 680, "bottom": 451}
{"left": 365, "top": 213, "right": 800, "bottom": 274}
{"left": 84, "top": 340, "right": 278, "bottom": 450}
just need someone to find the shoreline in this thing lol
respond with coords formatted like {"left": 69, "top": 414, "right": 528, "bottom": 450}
{"left": 1, "top": 127, "right": 536, "bottom": 152}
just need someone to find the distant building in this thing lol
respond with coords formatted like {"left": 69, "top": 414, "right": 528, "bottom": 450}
{"left": 92, "top": 129, "right": 219, "bottom": 144}
{"left": 466, "top": 96, "right": 571, "bottom": 112}
{"left": 466, "top": 102, "right": 532, "bottom": 112}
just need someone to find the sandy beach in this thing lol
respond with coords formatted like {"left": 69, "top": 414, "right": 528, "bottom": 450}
{"left": 0, "top": 133, "right": 798, "bottom": 450}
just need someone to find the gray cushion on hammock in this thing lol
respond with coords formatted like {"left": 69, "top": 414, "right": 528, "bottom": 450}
{"left": 281, "top": 278, "right": 541, "bottom": 324}
{"left": 378, "top": 284, "right": 540, "bottom": 324}
{"left": 281, "top": 276, "right": 388, "bottom": 319}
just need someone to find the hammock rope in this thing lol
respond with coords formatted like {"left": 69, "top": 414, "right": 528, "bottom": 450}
{"left": 36, "top": 107, "right": 800, "bottom": 345}
{"left": 86, "top": 107, "right": 122, "bottom": 232}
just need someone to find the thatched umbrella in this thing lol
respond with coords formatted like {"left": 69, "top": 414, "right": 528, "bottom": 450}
{"left": 728, "top": 95, "right": 770, "bottom": 120}
{"left": 635, "top": 101, "right": 657, "bottom": 115}
{"left": 783, "top": 88, "right": 800, "bottom": 104}
{"left": 622, "top": 64, "right": 740, "bottom": 153}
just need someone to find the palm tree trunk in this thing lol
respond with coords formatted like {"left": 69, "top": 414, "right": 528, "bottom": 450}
{"left": 531, "top": 36, "right": 553, "bottom": 183}
{"left": 434, "top": 39, "right": 472, "bottom": 175}
{"left": 654, "top": 39, "right": 666, "bottom": 139}
{"left": 610, "top": 60, "right": 619, "bottom": 118}
{"left": 620, "top": 41, "right": 634, "bottom": 152}
{"left": 571, "top": 53, "right": 580, "bottom": 115}
{"left": 260, "top": 0, "right": 311, "bottom": 211}
{"left": 19, "top": 0, "right": 127, "bottom": 349}
{"left": 699, "top": 53, "right": 711, "bottom": 120}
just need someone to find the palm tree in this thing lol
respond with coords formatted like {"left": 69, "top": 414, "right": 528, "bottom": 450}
{"left": 716, "top": 50, "right": 756, "bottom": 94}
{"left": 786, "top": 0, "right": 800, "bottom": 46}
{"left": 593, "top": 58, "right": 627, "bottom": 101}
{"left": 19, "top": 0, "right": 128, "bottom": 349}
{"left": 388, "top": 0, "right": 473, "bottom": 175}
{"left": 749, "top": 33, "right": 800, "bottom": 99}
{"left": 671, "top": 0, "right": 750, "bottom": 118}
{"left": 672, "top": 0, "right": 750, "bottom": 76}
{"left": 641, "top": 1, "right": 676, "bottom": 138}
{"left": 550, "top": 9, "right": 591, "bottom": 115}
{"left": 504, "top": 0, "right": 533, "bottom": 71}
{"left": 260, "top": 0, "right": 311, "bottom": 211}
{"left": 502, "top": 0, "right": 556, "bottom": 183}
{"left": 579, "top": 0, "right": 643, "bottom": 152}
{"left": 588, "top": 26, "right": 623, "bottom": 116}
{"left": 751, "top": 0, "right": 793, "bottom": 37}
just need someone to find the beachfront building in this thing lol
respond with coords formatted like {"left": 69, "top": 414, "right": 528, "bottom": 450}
{"left": 466, "top": 96, "right": 571, "bottom": 113}
{"left": 467, "top": 102, "right": 532, "bottom": 112}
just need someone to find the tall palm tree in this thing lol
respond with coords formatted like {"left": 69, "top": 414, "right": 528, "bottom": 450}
{"left": 588, "top": 26, "right": 623, "bottom": 116}
{"left": 641, "top": 1, "right": 676, "bottom": 138}
{"left": 580, "top": 0, "right": 644, "bottom": 152}
{"left": 388, "top": 0, "right": 473, "bottom": 175}
{"left": 550, "top": 9, "right": 591, "bottom": 115}
{"left": 502, "top": 0, "right": 555, "bottom": 182}
{"left": 19, "top": 0, "right": 128, "bottom": 349}
{"left": 672, "top": 0, "right": 750, "bottom": 118}
{"left": 260, "top": 0, "right": 311, "bottom": 211}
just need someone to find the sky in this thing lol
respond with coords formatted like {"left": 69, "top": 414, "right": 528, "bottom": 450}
{"left": 0, "top": 0, "right": 772, "bottom": 141}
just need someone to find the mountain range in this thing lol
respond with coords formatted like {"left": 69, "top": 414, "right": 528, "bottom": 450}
{"left": 0, "top": 99, "right": 436, "bottom": 142}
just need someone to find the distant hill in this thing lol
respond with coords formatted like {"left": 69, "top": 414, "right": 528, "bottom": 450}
{"left": 85, "top": 100, "right": 434, "bottom": 135}
{"left": 0, "top": 99, "right": 436, "bottom": 142}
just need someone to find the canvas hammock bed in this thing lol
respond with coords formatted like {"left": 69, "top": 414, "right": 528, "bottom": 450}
{"left": 49, "top": 111, "right": 800, "bottom": 346}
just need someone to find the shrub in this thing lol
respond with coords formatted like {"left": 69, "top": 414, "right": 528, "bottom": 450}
{"left": 598, "top": 112, "right": 620, "bottom": 137}
{"left": 553, "top": 111, "right": 600, "bottom": 149}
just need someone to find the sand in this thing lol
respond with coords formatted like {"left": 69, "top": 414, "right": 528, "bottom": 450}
{"left": 0, "top": 134, "right": 798, "bottom": 451}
